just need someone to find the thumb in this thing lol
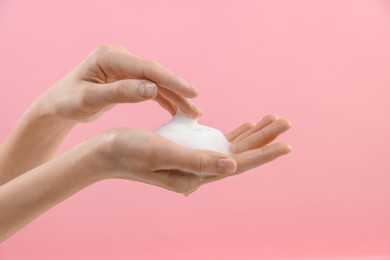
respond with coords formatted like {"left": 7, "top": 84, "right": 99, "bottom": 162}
{"left": 171, "top": 148, "right": 237, "bottom": 176}
{"left": 89, "top": 79, "right": 158, "bottom": 106}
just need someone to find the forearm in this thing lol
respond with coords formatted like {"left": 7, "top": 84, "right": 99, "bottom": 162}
{"left": 0, "top": 137, "right": 106, "bottom": 242}
{"left": 0, "top": 99, "right": 76, "bottom": 185}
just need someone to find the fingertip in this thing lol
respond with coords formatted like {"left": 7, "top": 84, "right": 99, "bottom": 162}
{"left": 187, "top": 84, "right": 199, "bottom": 97}
{"left": 197, "top": 109, "right": 203, "bottom": 119}
{"left": 183, "top": 102, "right": 202, "bottom": 119}
{"left": 281, "top": 119, "right": 292, "bottom": 128}
{"left": 191, "top": 104, "right": 202, "bottom": 119}
{"left": 189, "top": 111, "right": 202, "bottom": 120}
{"left": 277, "top": 118, "right": 293, "bottom": 131}
{"left": 279, "top": 142, "right": 293, "bottom": 154}
{"left": 264, "top": 114, "right": 279, "bottom": 122}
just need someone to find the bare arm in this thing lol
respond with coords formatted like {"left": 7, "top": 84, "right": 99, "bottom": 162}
{"left": 0, "top": 106, "right": 75, "bottom": 185}
{"left": 0, "top": 137, "right": 101, "bottom": 242}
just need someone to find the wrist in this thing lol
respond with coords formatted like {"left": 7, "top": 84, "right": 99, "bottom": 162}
{"left": 85, "top": 130, "right": 125, "bottom": 180}
{"left": 0, "top": 95, "right": 78, "bottom": 183}
{"left": 27, "top": 95, "right": 77, "bottom": 129}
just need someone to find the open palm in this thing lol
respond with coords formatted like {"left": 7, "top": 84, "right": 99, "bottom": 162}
{"left": 148, "top": 114, "right": 292, "bottom": 196}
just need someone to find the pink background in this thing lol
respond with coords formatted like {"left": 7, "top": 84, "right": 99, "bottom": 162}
{"left": 1, "top": 0, "right": 390, "bottom": 259}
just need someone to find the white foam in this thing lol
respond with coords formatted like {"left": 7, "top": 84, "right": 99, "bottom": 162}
{"left": 155, "top": 113, "right": 231, "bottom": 154}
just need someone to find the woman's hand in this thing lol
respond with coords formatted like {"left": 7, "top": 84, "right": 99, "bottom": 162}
{"left": 38, "top": 44, "right": 201, "bottom": 122}
{"left": 163, "top": 114, "right": 291, "bottom": 196}
{"left": 94, "top": 114, "right": 292, "bottom": 196}
{"left": 0, "top": 44, "right": 201, "bottom": 184}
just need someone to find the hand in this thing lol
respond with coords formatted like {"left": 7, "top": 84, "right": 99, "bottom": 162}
{"left": 185, "top": 114, "right": 292, "bottom": 195}
{"left": 94, "top": 114, "right": 291, "bottom": 196}
{"left": 37, "top": 44, "right": 201, "bottom": 123}
{"left": 0, "top": 44, "right": 202, "bottom": 185}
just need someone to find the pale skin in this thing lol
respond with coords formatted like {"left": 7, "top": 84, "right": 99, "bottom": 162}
{"left": 0, "top": 44, "right": 292, "bottom": 242}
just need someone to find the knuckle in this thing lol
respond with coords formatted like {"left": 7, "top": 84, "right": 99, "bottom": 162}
{"left": 257, "top": 147, "right": 269, "bottom": 161}
{"left": 94, "top": 45, "right": 110, "bottom": 58}
{"left": 257, "top": 130, "right": 267, "bottom": 141}
{"left": 110, "top": 44, "right": 133, "bottom": 55}
{"left": 96, "top": 44, "right": 113, "bottom": 54}
{"left": 113, "top": 82, "right": 128, "bottom": 101}
{"left": 190, "top": 155, "right": 208, "bottom": 174}
{"left": 142, "top": 60, "right": 157, "bottom": 78}
{"left": 90, "top": 44, "right": 115, "bottom": 64}
{"left": 111, "top": 43, "right": 124, "bottom": 49}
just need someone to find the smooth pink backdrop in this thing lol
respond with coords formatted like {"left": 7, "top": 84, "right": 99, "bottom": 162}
{"left": 1, "top": 0, "right": 390, "bottom": 259}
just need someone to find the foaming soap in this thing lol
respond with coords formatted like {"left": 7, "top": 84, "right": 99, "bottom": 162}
{"left": 155, "top": 113, "right": 231, "bottom": 154}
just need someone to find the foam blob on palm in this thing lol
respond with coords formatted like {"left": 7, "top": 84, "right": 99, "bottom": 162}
{"left": 155, "top": 113, "right": 231, "bottom": 154}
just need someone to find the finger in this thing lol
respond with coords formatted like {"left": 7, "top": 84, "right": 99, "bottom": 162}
{"left": 84, "top": 79, "right": 158, "bottom": 108}
{"left": 156, "top": 139, "right": 237, "bottom": 176}
{"left": 153, "top": 93, "right": 178, "bottom": 116}
{"left": 232, "top": 114, "right": 279, "bottom": 144}
{"left": 231, "top": 119, "right": 292, "bottom": 153}
{"left": 233, "top": 142, "right": 292, "bottom": 174}
{"left": 225, "top": 122, "right": 255, "bottom": 142}
{"left": 182, "top": 141, "right": 293, "bottom": 187}
{"left": 168, "top": 141, "right": 293, "bottom": 193}
{"left": 177, "top": 149, "right": 236, "bottom": 176}
{"left": 94, "top": 45, "right": 198, "bottom": 98}
{"left": 158, "top": 87, "right": 202, "bottom": 118}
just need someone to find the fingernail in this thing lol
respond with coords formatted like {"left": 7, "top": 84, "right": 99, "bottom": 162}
{"left": 217, "top": 158, "right": 236, "bottom": 174}
{"left": 139, "top": 83, "right": 157, "bottom": 98}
